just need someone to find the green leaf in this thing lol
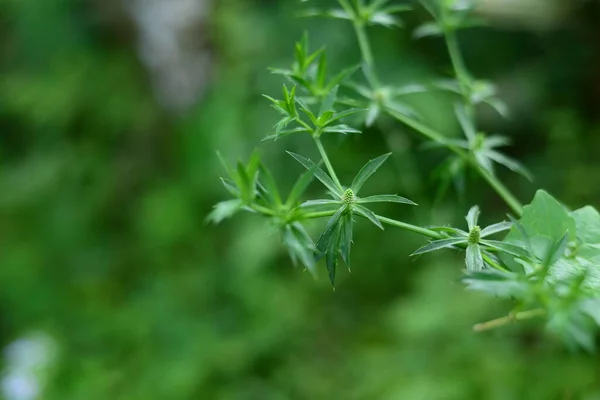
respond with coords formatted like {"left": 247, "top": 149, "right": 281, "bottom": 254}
{"left": 412, "top": 238, "right": 467, "bottom": 256}
{"left": 286, "top": 165, "right": 318, "bottom": 207}
{"left": 315, "top": 207, "right": 345, "bottom": 253}
{"left": 353, "top": 205, "right": 383, "bottom": 230}
{"left": 463, "top": 270, "right": 528, "bottom": 298}
{"left": 455, "top": 103, "right": 476, "bottom": 141}
{"left": 357, "top": 194, "right": 417, "bottom": 206}
{"left": 301, "top": 199, "right": 342, "bottom": 207}
{"left": 484, "top": 149, "right": 533, "bottom": 181}
{"left": 263, "top": 127, "right": 310, "bottom": 141}
{"left": 480, "top": 221, "right": 512, "bottom": 237}
{"left": 365, "top": 103, "right": 380, "bottom": 127}
{"left": 351, "top": 153, "right": 391, "bottom": 194}
{"left": 320, "top": 85, "right": 338, "bottom": 116}
{"left": 480, "top": 240, "right": 529, "bottom": 258}
{"left": 322, "top": 124, "right": 361, "bottom": 135}
{"left": 283, "top": 222, "right": 317, "bottom": 274}
{"left": 339, "top": 213, "right": 353, "bottom": 266}
{"left": 317, "top": 52, "right": 327, "bottom": 90}
{"left": 466, "top": 205, "right": 480, "bottom": 231}
{"left": 413, "top": 22, "right": 443, "bottom": 39}
{"left": 466, "top": 244, "right": 484, "bottom": 272}
{"left": 258, "top": 163, "right": 282, "bottom": 207}
{"left": 504, "top": 190, "right": 576, "bottom": 260}
{"left": 207, "top": 199, "right": 243, "bottom": 224}
{"left": 571, "top": 206, "right": 600, "bottom": 262}
{"left": 325, "top": 108, "right": 366, "bottom": 126}
{"left": 325, "top": 64, "right": 360, "bottom": 92}
{"left": 287, "top": 151, "right": 342, "bottom": 196}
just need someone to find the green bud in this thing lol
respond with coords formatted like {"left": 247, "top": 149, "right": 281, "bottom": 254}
{"left": 468, "top": 225, "right": 481, "bottom": 244}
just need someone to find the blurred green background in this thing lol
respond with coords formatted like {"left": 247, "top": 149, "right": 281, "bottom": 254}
{"left": 1, "top": 0, "right": 600, "bottom": 398}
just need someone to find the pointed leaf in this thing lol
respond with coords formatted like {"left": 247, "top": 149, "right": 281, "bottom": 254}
{"left": 480, "top": 221, "right": 512, "bottom": 237}
{"left": 455, "top": 103, "right": 476, "bottom": 141}
{"left": 353, "top": 205, "right": 384, "bottom": 230}
{"left": 315, "top": 206, "right": 346, "bottom": 252}
{"left": 326, "top": 64, "right": 360, "bottom": 92}
{"left": 301, "top": 199, "right": 343, "bottom": 208}
{"left": 480, "top": 240, "right": 529, "bottom": 258}
{"left": 466, "top": 244, "right": 484, "bottom": 272}
{"left": 413, "top": 22, "right": 443, "bottom": 39}
{"left": 259, "top": 163, "right": 282, "bottom": 207}
{"left": 287, "top": 151, "right": 342, "bottom": 196}
{"left": 207, "top": 199, "right": 243, "bottom": 224}
{"left": 320, "top": 85, "right": 338, "bottom": 116}
{"left": 466, "top": 205, "right": 480, "bottom": 231}
{"left": 263, "top": 127, "right": 310, "bottom": 141}
{"left": 366, "top": 103, "right": 380, "bottom": 127}
{"left": 322, "top": 124, "right": 362, "bottom": 135}
{"left": 412, "top": 237, "right": 467, "bottom": 256}
{"left": 286, "top": 165, "right": 318, "bottom": 207}
{"left": 317, "top": 52, "right": 327, "bottom": 89}
{"left": 325, "top": 108, "right": 366, "bottom": 126}
{"left": 484, "top": 149, "right": 534, "bottom": 181}
{"left": 351, "top": 153, "right": 391, "bottom": 194}
{"left": 357, "top": 194, "right": 417, "bottom": 206}
{"left": 339, "top": 214, "right": 353, "bottom": 265}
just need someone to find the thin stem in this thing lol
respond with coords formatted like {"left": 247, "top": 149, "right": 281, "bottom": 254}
{"left": 314, "top": 137, "right": 344, "bottom": 191}
{"left": 346, "top": 11, "right": 524, "bottom": 216}
{"left": 473, "top": 308, "right": 546, "bottom": 332}
{"left": 376, "top": 215, "right": 442, "bottom": 239}
{"left": 354, "top": 22, "right": 375, "bottom": 71}
{"left": 250, "top": 204, "right": 276, "bottom": 216}
{"left": 303, "top": 210, "right": 338, "bottom": 219}
{"left": 444, "top": 30, "right": 470, "bottom": 96}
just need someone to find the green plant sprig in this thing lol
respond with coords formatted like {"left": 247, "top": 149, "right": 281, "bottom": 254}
{"left": 209, "top": 0, "right": 600, "bottom": 351}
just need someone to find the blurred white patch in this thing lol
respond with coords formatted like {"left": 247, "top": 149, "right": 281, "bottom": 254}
{"left": 476, "top": 0, "right": 570, "bottom": 29}
{"left": 1, "top": 332, "right": 56, "bottom": 400}
{"left": 124, "top": 0, "right": 213, "bottom": 112}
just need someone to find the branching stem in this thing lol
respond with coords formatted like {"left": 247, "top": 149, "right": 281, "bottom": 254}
{"left": 473, "top": 308, "right": 546, "bottom": 332}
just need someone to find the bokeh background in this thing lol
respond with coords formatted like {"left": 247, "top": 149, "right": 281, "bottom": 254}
{"left": 1, "top": 0, "right": 600, "bottom": 398}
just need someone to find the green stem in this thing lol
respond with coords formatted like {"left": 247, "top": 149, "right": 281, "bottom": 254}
{"left": 387, "top": 108, "right": 523, "bottom": 216}
{"left": 314, "top": 137, "right": 344, "bottom": 191}
{"left": 250, "top": 204, "right": 276, "bottom": 216}
{"left": 444, "top": 30, "right": 470, "bottom": 96}
{"left": 347, "top": 12, "right": 524, "bottom": 216}
{"left": 473, "top": 308, "right": 546, "bottom": 332}
{"left": 354, "top": 22, "right": 375, "bottom": 71}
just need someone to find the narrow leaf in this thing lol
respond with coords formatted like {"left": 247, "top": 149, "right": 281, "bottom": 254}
{"left": 287, "top": 151, "right": 342, "bottom": 196}
{"left": 480, "top": 240, "right": 529, "bottom": 258}
{"left": 466, "top": 205, "right": 480, "bottom": 231}
{"left": 351, "top": 153, "right": 391, "bottom": 194}
{"left": 455, "top": 103, "right": 476, "bottom": 141}
{"left": 411, "top": 237, "right": 467, "bottom": 256}
{"left": 413, "top": 22, "right": 443, "bottom": 39}
{"left": 357, "top": 194, "right": 417, "bottom": 206}
{"left": 366, "top": 103, "right": 380, "bottom": 127}
{"left": 485, "top": 150, "right": 534, "bottom": 181}
{"left": 286, "top": 165, "right": 318, "bottom": 207}
{"left": 322, "top": 124, "right": 362, "bottom": 134}
{"left": 207, "top": 199, "right": 243, "bottom": 224}
{"left": 320, "top": 85, "right": 338, "bottom": 116}
{"left": 259, "top": 163, "right": 282, "bottom": 206}
{"left": 466, "top": 244, "right": 484, "bottom": 272}
{"left": 326, "top": 64, "right": 360, "bottom": 92}
{"left": 339, "top": 214, "right": 353, "bottom": 266}
{"left": 480, "top": 221, "right": 512, "bottom": 237}
{"left": 301, "top": 199, "right": 343, "bottom": 208}
{"left": 354, "top": 205, "right": 384, "bottom": 230}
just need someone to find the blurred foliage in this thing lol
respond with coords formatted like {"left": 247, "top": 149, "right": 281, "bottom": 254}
{"left": 1, "top": 0, "right": 600, "bottom": 398}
